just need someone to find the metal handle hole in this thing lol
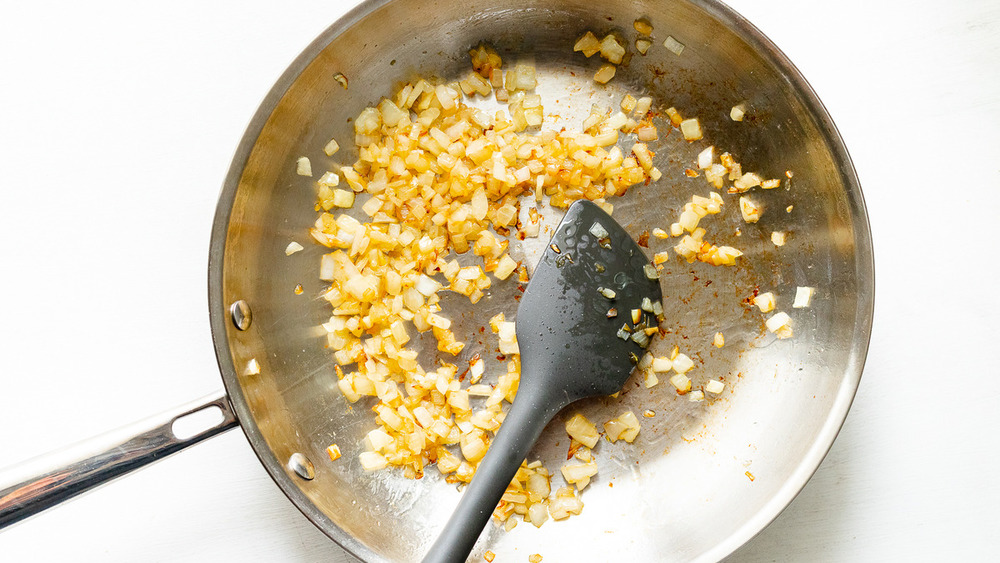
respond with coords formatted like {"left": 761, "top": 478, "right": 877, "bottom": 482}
{"left": 171, "top": 406, "right": 226, "bottom": 440}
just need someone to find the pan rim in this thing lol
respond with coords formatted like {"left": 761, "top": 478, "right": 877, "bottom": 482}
{"left": 207, "top": 0, "right": 875, "bottom": 561}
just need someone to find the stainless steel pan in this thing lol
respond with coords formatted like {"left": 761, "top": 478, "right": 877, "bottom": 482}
{"left": 0, "top": 0, "right": 874, "bottom": 560}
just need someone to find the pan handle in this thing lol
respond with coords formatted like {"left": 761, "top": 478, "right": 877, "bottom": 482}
{"left": 0, "top": 390, "right": 238, "bottom": 529}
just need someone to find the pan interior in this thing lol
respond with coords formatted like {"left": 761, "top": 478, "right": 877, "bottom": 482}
{"left": 211, "top": 0, "right": 873, "bottom": 561}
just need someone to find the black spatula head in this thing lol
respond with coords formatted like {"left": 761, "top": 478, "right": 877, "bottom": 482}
{"left": 516, "top": 199, "right": 663, "bottom": 401}
{"left": 423, "top": 199, "right": 662, "bottom": 563}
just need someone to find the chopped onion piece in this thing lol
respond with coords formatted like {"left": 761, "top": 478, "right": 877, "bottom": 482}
{"left": 793, "top": 286, "right": 815, "bottom": 308}
{"left": 771, "top": 231, "right": 787, "bottom": 246}
{"left": 285, "top": 241, "right": 304, "bottom": 256}
{"left": 630, "top": 330, "right": 649, "bottom": 348}
{"left": 326, "top": 444, "right": 342, "bottom": 461}
{"left": 680, "top": 118, "right": 702, "bottom": 141}
{"left": 643, "top": 263, "right": 659, "bottom": 280}
{"left": 640, "top": 297, "right": 654, "bottom": 312}
{"left": 651, "top": 357, "right": 672, "bottom": 372}
{"left": 599, "top": 287, "right": 617, "bottom": 299}
{"left": 753, "top": 292, "right": 776, "bottom": 313}
{"left": 633, "top": 18, "right": 654, "bottom": 36}
{"left": 634, "top": 97, "right": 652, "bottom": 116}
{"left": 604, "top": 411, "right": 640, "bottom": 443}
{"left": 561, "top": 460, "right": 598, "bottom": 490}
{"left": 296, "top": 156, "right": 312, "bottom": 176}
{"left": 705, "top": 379, "right": 725, "bottom": 394}
{"left": 672, "top": 353, "right": 694, "bottom": 373}
{"left": 323, "top": 138, "right": 340, "bottom": 156}
{"left": 765, "top": 311, "right": 793, "bottom": 338}
{"left": 730, "top": 103, "right": 746, "bottom": 122}
{"left": 599, "top": 34, "right": 626, "bottom": 64}
{"left": 688, "top": 390, "right": 705, "bottom": 402}
{"left": 739, "top": 196, "right": 762, "bottom": 223}
{"left": 638, "top": 352, "right": 653, "bottom": 370}
{"left": 616, "top": 325, "right": 631, "bottom": 340}
{"left": 644, "top": 370, "right": 659, "bottom": 388}
{"left": 663, "top": 35, "right": 685, "bottom": 56}
{"left": 589, "top": 221, "right": 609, "bottom": 239}
{"left": 317, "top": 171, "right": 340, "bottom": 187}
{"left": 494, "top": 254, "right": 519, "bottom": 280}
{"left": 527, "top": 504, "right": 549, "bottom": 528}
{"left": 620, "top": 94, "right": 637, "bottom": 113}
{"left": 244, "top": 358, "right": 260, "bottom": 376}
{"left": 565, "top": 413, "right": 599, "bottom": 448}
{"left": 574, "top": 31, "right": 601, "bottom": 57}
{"left": 331, "top": 189, "right": 355, "bottom": 208}
{"left": 594, "top": 64, "right": 616, "bottom": 84}
{"left": 415, "top": 274, "right": 442, "bottom": 296}
{"left": 697, "top": 146, "right": 714, "bottom": 169}
{"left": 713, "top": 332, "right": 725, "bottom": 348}
{"left": 359, "top": 451, "right": 388, "bottom": 471}
{"left": 635, "top": 38, "right": 652, "bottom": 55}
{"left": 669, "top": 373, "right": 691, "bottom": 393}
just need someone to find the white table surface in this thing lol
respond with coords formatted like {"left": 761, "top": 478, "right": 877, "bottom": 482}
{"left": 2, "top": 0, "right": 998, "bottom": 561}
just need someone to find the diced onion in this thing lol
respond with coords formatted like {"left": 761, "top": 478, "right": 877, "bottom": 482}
{"left": 651, "top": 357, "right": 672, "bottom": 372}
{"left": 594, "top": 64, "right": 617, "bottom": 84}
{"left": 561, "top": 460, "right": 598, "bottom": 490}
{"left": 415, "top": 274, "right": 442, "bottom": 296}
{"left": 730, "top": 103, "right": 746, "bottom": 122}
{"left": 680, "top": 118, "right": 702, "bottom": 141}
{"left": 669, "top": 373, "right": 691, "bottom": 393}
{"left": 296, "top": 156, "right": 312, "bottom": 176}
{"left": 697, "top": 146, "right": 714, "bottom": 169}
{"left": 603, "top": 411, "right": 640, "bottom": 443}
{"left": 672, "top": 353, "right": 694, "bottom": 373}
{"left": 565, "top": 413, "right": 599, "bottom": 448}
{"left": 633, "top": 18, "right": 654, "bottom": 36}
{"left": 573, "top": 31, "right": 601, "bottom": 57}
{"left": 793, "top": 286, "right": 815, "bottom": 308}
{"left": 359, "top": 451, "right": 389, "bottom": 471}
{"left": 589, "top": 221, "right": 609, "bottom": 239}
{"left": 739, "top": 196, "right": 762, "bottom": 223}
{"left": 705, "top": 379, "right": 725, "bottom": 394}
{"left": 599, "top": 35, "right": 626, "bottom": 64}
{"left": 753, "top": 292, "right": 776, "bottom": 313}
{"left": 663, "top": 36, "right": 685, "bottom": 56}
{"left": 765, "top": 311, "right": 793, "bottom": 338}
{"left": 285, "top": 241, "right": 304, "bottom": 256}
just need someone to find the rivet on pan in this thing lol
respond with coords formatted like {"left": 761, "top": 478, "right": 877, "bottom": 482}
{"left": 288, "top": 453, "right": 314, "bottom": 480}
{"left": 230, "top": 300, "right": 252, "bottom": 331}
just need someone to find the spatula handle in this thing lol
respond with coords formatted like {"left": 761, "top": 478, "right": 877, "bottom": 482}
{"left": 422, "top": 384, "right": 563, "bottom": 563}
